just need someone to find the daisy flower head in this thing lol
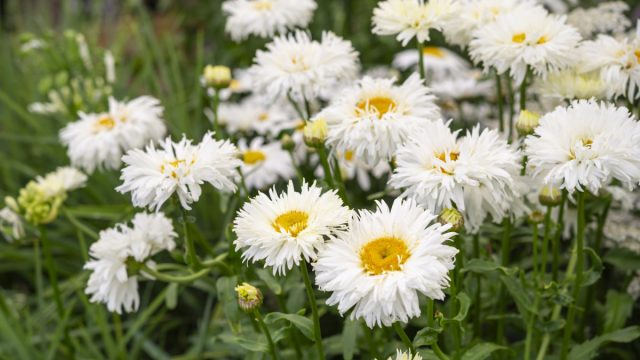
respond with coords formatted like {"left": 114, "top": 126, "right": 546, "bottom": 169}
{"left": 60, "top": 96, "right": 167, "bottom": 173}
{"left": 323, "top": 73, "right": 440, "bottom": 167}
{"left": 566, "top": 2, "right": 630, "bottom": 39}
{"left": 578, "top": 32, "right": 640, "bottom": 100}
{"left": 389, "top": 119, "right": 522, "bottom": 232}
{"left": 215, "top": 95, "right": 297, "bottom": 137}
{"left": 469, "top": 4, "right": 581, "bottom": 85}
{"left": 392, "top": 46, "right": 470, "bottom": 82}
{"left": 372, "top": 0, "right": 458, "bottom": 46}
{"left": 222, "top": 0, "right": 317, "bottom": 42}
{"left": 35, "top": 166, "right": 87, "bottom": 198}
{"left": 85, "top": 212, "right": 176, "bottom": 314}
{"left": 0, "top": 207, "right": 24, "bottom": 242}
{"left": 389, "top": 349, "right": 423, "bottom": 360}
{"left": 117, "top": 132, "right": 241, "bottom": 211}
{"left": 233, "top": 181, "right": 351, "bottom": 275}
{"left": 533, "top": 69, "right": 608, "bottom": 100}
{"left": 314, "top": 197, "right": 457, "bottom": 328}
{"left": 238, "top": 137, "right": 295, "bottom": 190}
{"left": 248, "top": 30, "right": 359, "bottom": 101}
{"left": 524, "top": 100, "right": 640, "bottom": 194}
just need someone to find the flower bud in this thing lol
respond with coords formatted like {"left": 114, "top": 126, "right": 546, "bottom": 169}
{"left": 281, "top": 134, "right": 296, "bottom": 151}
{"left": 17, "top": 182, "right": 64, "bottom": 225}
{"left": 528, "top": 210, "right": 545, "bottom": 224}
{"left": 539, "top": 185, "right": 562, "bottom": 207}
{"left": 516, "top": 110, "right": 541, "bottom": 136}
{"left": 438, "top": 208, "right": 464, "bottom": 232}
{"left": 303, "top": 119, "right": 328, "bottom": 148}
{"left": 235, "top": 282, "right": 263, "bottom": 312}
{"left": 203, "top": 65, "right": 232, "bottom": 89}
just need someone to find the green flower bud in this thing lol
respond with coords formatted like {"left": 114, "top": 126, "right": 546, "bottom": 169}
{"left": 539, "top": 185, "right": 562, "bottom": 207}
{"left": 438, "top": 208, "right": 464, "bottom": 232}
{"left": 203, "top": 65, "right": 232, "bottom": 89}
{"left": 303, "top": 119, "right": 328, "bottom": 148}
{"left": 516, "top": 110, "right": 541, "bottom": 136}
{"left": 235, "top": 282, "right": 263, "bottom": 313}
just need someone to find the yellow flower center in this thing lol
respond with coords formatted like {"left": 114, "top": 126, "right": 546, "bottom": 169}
{"left": 229, "top": 79, "right": 241, "bottom": 90}
{"left": 243, "top": 150, "right": 267, "bottom": 165}
{"left": 94, "top": 116, "right": 116, "bottom": 131}
{"left": 635, "top": 50, "right": 640, "bottom": 63}
{"left": 536, "top": 35, "right": 548, "bottom": 45}
{"left": 360, "top": 237, "right": 410, "bottom": 275}
{"left": 160, "top": 159, "right": 190, "bottom": 178}
{"left": 252, "top": 0, "right": 272, "bottom": 10}
{"left": 434, "top": 151, "right": 459, "bottom": 175}
{"left": 512, "top": 33, "right": 526, "bottom": 44}
{"left": 272, "top": 210, "right": 309, "bottom": 237}
{"left": 569, "top": 138, "right": 593, "bottom": 160}
{"left": 258, "top": 112, "right": 269, "bottom": 122}
{"left": 422, "top": 47, "right": 445, "bottom": 58}
{"left": 344, "top": 150, "right": 354, "bottom": 162}
{"left": 356, "top": 96, "right": 397, "bottom": 119}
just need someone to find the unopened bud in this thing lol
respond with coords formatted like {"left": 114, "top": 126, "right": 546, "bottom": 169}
{"left": 539, "top": 185, "right": 562, "bottom": 207}
{"left": 516, "top": 110, "right": 540, "bottom": 136}
{"left": 528, "top": 210, "right": 545, "bottom": 224}
{"left": 303, "top": 119, "right": 328, "bottom": 148}
{"left": 281, "top": 134, "right": 295, "bottom": 151}
{"left": 438, "top": 208, "right": 464, "bottom": 232}
{"left": 235, "top": 283, "right": 263, "bottom": 312}
{"left": 203, "top": 65, "right": 232, "bottom": 89}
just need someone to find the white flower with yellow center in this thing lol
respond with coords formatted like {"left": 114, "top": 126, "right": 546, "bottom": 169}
{"left": 389, "top": 119, "right": 522, "bottom": 232}
{"left": 469, "top": 4, "right": 581, "bottom": 85}
{"left": 323, "top": 74, "right": 440, "bottom": 167}
{"left": 234, "top": 181, "right": 351, "bottom": 275}
{"left": 314, "top": 198, "right": 457, "bottom": 328}
{"left": 249, "top": 30, "right": 359, "bottom": 101}
{"left": 60, "top": 96, "right": 167, "bottom": 173}
{"left": 35, "top": 166, "right": 87, "bottom": 198}
{"left": 533, "top": 68, "right": 608, "bottom": 100}
{"left": 116, "top": 132, "right": 241, "bottom": 211}
{"left": 215, "top": 95, "right": 297, "bottom": 137}
{"left": 238, "top": 137, "right": 295, "bottom": 190}
{"left": 525, "top": 100, "right": 640, "bottom": 194}
{"left": 578, "top": 33, "right": 640, "bottom": 100}
{"left": 442, "top": 0, "right": 532, "bottom": 47}
{"left": 222, "top": 0, "right": 317, "bottom": 42}
{"left": 392, "top": 46, "right": 470, "bottom": 81}
{"left": 372, "top": 0, "right": 458, "bottom": 46}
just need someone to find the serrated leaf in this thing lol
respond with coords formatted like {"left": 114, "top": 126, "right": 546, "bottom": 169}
{"left": 256, "top": 268, "right": 282, "bottom": 295}
{"left": 461, "top": 343, "right": 507, "bottom": 360}
{"left": 264, "top": 312, "right": 314, "bottom": 341}
{"left": 568, "top": 326, "right": 640, "bottom": 360}
{"left": 603, "top": 291, "right": 633, "bottom": 334}
{"left": 581, "top": 247, "right": 603, "bottom": 287}
{"left": 165, "top": 282, "right": 178, "bottom": 310}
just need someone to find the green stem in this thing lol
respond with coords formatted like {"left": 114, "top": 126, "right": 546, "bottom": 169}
{"left": 520, "top": 67, "right": 529, "bottom": 111}
{"left": 287, "top": 92, "right": 307, "bottom": 122}
{"left": 532, "top": 222, "right": 539, "bottom": 280}
{"left": 33, "top": 236, "right": 44, "bottom": 311}
{"left": 40, "top": 226, "right": 64, "bottom": 318}
{"left": 236, "top": 168, "right": 250, "bottom": 201}
{"left": 113, "top": 313, "right": 126, "bottom": 358}
{"left": 472, "top": 232, "right": 481, "bottom": 337}
{"left": 331, "top": 157, "right": 349, "bottom": 205}
{"left": 560, "top": 192, "right": 586, "bottom": 360}
{"left": 524, "top": 294, "right": 541, "bottom": 360}
{"left": 541, "top": 207, "right": 553, "bottom": 282}
{"left": 212, "top": 89, "right": 221, "bottom": 139}
{"left": 139, "top": 263, "right": 211, "bottom": 284}
{"left": 179, "top": 206, "right": 201, "bottom": 269}
{"left": 300, "top": 260, "right": 325, "bottom": 360}
{"left": 495, "top": 71, "right": 504, "bottom": 133}
{"left": 417, "top": 40, "right": 425, "bottom": 80}
{"left": 433, "top": 343, "right": 451, "bottom": 360}
{"left": 254, "top": 310, "right": 280, "bottom": 360}
{"left": 496, "top": 219, "right": 512, "bottom": 346}
{"left": 552, "top": 191, "right": 568, "bottom": 282}
{"left": 317, "top": 146, "right": 336, "bottom": 189}
{"left": 303, "top": 96, "right": 312, "bottom": 120}
{"left": 363, "top": 323, "right": 380, "bottom": 359}
{"left": 426, "top": 299, "right": 449, "bottom": 359}
{"left": 506, "top": 77, "right": 515, "bottom": 144}
{"left": 393, "top": 322, "right": 416, "bottom": 356}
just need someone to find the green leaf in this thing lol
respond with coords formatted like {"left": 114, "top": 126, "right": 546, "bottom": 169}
{"left": 461, "top": 343, "right": 507, "bottom": 360}
{"left": 442, "top": 292, "right": 471, "bottom": 325}
{"left": 581, "top": 247, "right": 603, "bottom": 287}
{"left": 462, "top": 259, "right": 514, "bottom": 275}
{"left": 216, "top": 276, "right": 240, "bottom": 329}
{"left": 604, "top": 248, "right": 640, "bottom": 270}
{"left": 264, "top": 312, "right": 314, "bottom": 341}
{"left": 414, "top": 325, "right": 443, "bottom": 348}
{"left": 219, "top": 334, "right": 268, "bottom": 352}
{"left": 603, "top": 291, "right": 634, "bottom": 334}
{"left": 342, "top": 319, "right": 358, "bottom": 360}
{"left": 536, "top": 319, "right": 565, "bottom": 333}
{"left": 500, "top": 274, "right": 535, "bottom": 317}
{"left": 568, "top": 326, "right": 640, "bottom": 360}
{"left": 256, "top": 268, "right": 282, "bottom": 296}
{"left": 164, "top": 283, "right": 178, "bottom": 310}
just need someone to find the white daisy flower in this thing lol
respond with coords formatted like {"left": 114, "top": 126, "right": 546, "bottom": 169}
{"left": 238, "top": 137, "right": 295, "bottom": 190}
{"left": 249, "top": 30, "right": 359, "bottom": 101}
{"left": 469, "top": 4, "right": 581, "bottom": 85}
{"left": 0, "top": 207, "right": 24, "bottom": 242}
{"left": 372, "top": 0, "right": 458, "bottom": 46}
{"left": 222, "top": 0, "right": 317, "bottom": 42}
{"left": 392, "top": 47, "right": 470, "bottom": 82}
{"left": 323, "top": 73, "right": 440, "bottom": 167}
{"left": 525, "top": 100, "right": 640, "bottom": 194}
{"left": 431, "top": 70, "right": 493, "bottom": 101}
{"left": 85, "top": 212, "right": 176, "bottom": 314}
{"left": 389, "top": 119, "right": 522, "bottom": 232}
{"left": 234, "top": 181, "right": 351, "bottom": 275}
{"left": 60, "top": 96, "right": 167, "bottom": 173}
{"left": 578, "top": 32, "right": 640, "bottom": 100}
{"left": 566, "top": 2, "right": 630, "bottom": 39}
{"left": 117, "top": 132, "right": 241, "bottom": 211}
{"left": 533, "top": 69, "right": 608, "bottom": 100}
{"left": 441, "top": 0, "right": 532, "bottom": 48}
{"left": 314, "top": 198, "right": 457, "bottom": 328}
{"left": 216, "top": 95, "right": 297, "bottom": 137}
{"left": 389, "top": 349, "right": 423, "bottom": 360}
{"left": 35, "top": 166, "right": 87, "bottom": 198}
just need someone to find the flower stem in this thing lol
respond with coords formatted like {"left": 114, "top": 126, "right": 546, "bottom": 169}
{"left": 560, "top": 191, "right": 586, "bottom": 360}
{"left": 331, "top": 157, "right": 349, "bottom": 205}
{"left": 212, "top": 89, "right": 221, "bottom": 139}
{"left": 472, "top": 232, "right": 482, "bottom": 337}
{"left": 426, "top": 299, "right": 449, "bottom": 360}
{"left": 317, "top": 146, "right": 336, "bottom": 189}
{"left": 393, "top": 322, "right": 415, "bottom": 356}
{"left": 300, "top": 259, "right": 325, "bottom": 360}
{"left": 417, "top": 40, "right": 425, "bottom": 80}
{"left": 33, "top": 236, "right": 44, "bottom": 311}
{"left": 495, "top": 71, "right": 504, "bottom": 133}
{"left": 552, "top": 191, "right": 568, "bottom": 281}
{"left": 541, "top": 206, "right": 553, "bottom": 282}
{"left": 287, "top": 92, "right": 307, "bottom": 122}
{"left": 179, "top": 206, "right": 201, "bottom": 270}
{"left": 524, "top": 293, "right": 540, "bottom": 360}
{"left": 254, "top": 310, "right": 280, "bottom": 360}
{"left": 506, "top": 78, "right": 515, "bottom": 144}
{"left": 140, "top": 263, "right": 211, "bottom": 283}
{"left": 496, "top": 218, "right": 512, "bottom": 346}
{"left": 532, "top": 222, "right": 539, "bottom": 280}
{"left": 520, "top": 67, "right": 530, "bottom": 111}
